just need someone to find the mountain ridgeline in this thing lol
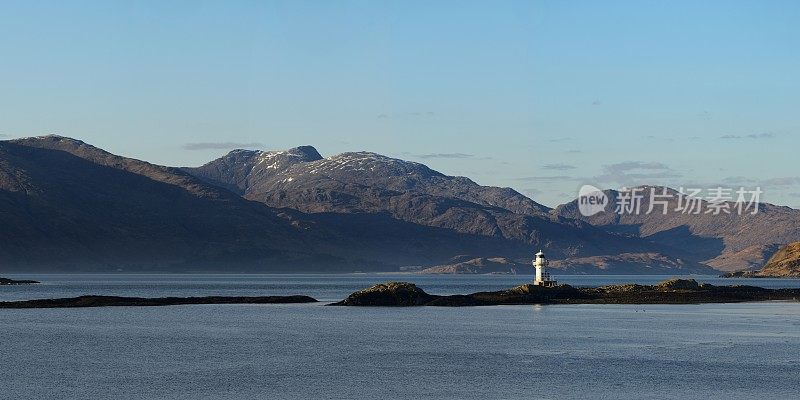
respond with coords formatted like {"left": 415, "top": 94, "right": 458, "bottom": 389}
{"left": 0, "top": 136, "right": 797, "bottom": 274}
{"left": 184, "top": 146, "right": 667, "bottom": 261}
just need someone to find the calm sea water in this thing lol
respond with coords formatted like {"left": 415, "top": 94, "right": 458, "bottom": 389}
{"left": 1, "top": 274, "right": 799, "bottom": 399}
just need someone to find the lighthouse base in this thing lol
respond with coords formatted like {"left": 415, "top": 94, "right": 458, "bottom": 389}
{"left": 534, "top": 280, "right": 558, "bottom": 287}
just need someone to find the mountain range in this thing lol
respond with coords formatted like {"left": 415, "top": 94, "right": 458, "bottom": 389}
{"left": 1, "top": 135, "right": 797, "bottom": 274}
{"left": 554, "top": 187, "right": 800, "bottom": 271}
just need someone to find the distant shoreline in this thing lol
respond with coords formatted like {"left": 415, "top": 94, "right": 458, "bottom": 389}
{"left": 721, "top": 271, "right": 800, "bottom": 279}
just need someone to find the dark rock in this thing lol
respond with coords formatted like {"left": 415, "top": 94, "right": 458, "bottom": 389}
{"left": 0, "top": 277, "right": 39, "bottom": 285}
{"left": 0, "top": 295, "right": 317, "bottom": 309}
{"left": 334, "top": 279, "right": 800, "bottom": 307}
{"left": 332, "top": 282, "right": 435, "bottom": 306}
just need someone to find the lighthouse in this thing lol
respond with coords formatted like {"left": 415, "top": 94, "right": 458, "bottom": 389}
{"left": 532, "top": 250, "right": 557, "bottom": 287}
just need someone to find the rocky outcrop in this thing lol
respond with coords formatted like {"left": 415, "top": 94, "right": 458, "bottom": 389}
{"left": 724, "top": 242, "right": 800, "bottom": 278}
{"left": 0, "top": 295, "right": 317, "bottom": 308}
{"left": 653, "top": 278, "right": 701, "bottom": 290}
{"left": 333, "top": 279, "right": 800, "bottom": 306}
{"left": 757, "top": 242, "right": 800, "bottom": 277}
{"left": 333, "top": 282, "right": 436, "bottom": 306}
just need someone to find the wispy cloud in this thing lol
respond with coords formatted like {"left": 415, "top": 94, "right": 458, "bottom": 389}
{"left": 720, "top": 132, "right": 775, "bottom": 140}
{"left": 542, "top": 163, "right": 576, "bottom": 171}
{"left": 643, "top": 135, "right": 676, "bottom": 142}
{"left": 515, "top": 175, "right": 575, "bottom": 182}
{"left": 709, "top": 176, "right": 800, "bottom": 189}
{"left": 721, "top": 176, "right": 758, "bottom": 185}
{"left": 603, "top": 161, "right": 673, "bottom": 175}
{"left": 377, "top": 111, "right": 436, "bottom": 119}
{"left": 593, "top": 161, "right": 680, "bottom": 184}
{"left": 183, "top": 142, "right": 264, "bottom": 150}
{"left": 516, "top": 162, "right": 679, "bottom": 186}
{"left": 413, "top": 152, "right": 475, "bottom": 159}
{"left": 548, "top": 137, "right": 570, "bottom": 143}
{"left": 761, "top": 177, "right": 800, "bottom": 187}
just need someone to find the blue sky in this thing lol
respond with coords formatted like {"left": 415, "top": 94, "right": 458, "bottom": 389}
{"left": 2, "top": 0, "right": 799, "bottom": 207}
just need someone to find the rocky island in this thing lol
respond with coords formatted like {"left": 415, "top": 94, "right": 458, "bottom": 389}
{"left": 332, "top": 279, "right": 800, "bottom": 307}
{"left": 0, "top": 277, "right": 39, "bottom": 285}
{"left": 0, "top": 295, "right": 317, "bottom": 309}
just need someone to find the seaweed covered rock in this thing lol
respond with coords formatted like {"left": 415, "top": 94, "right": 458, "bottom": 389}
{"left": 333, "top": 279, "right": 800, "bottom": 307}
{"left": 332, "top": 282, "right": 435, "bottom": 306}
{"left": 654, "top": 278, "right": 701, "bottom": 291}
{"left": 503, "top": 283, "right": 576, "bottom": 295}
{"left": 598, "top": 283, "right": 647, "bottom": 293}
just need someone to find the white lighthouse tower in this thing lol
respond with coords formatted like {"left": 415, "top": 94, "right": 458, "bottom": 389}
{"left": 533, "top": 250, "right": 557, "bottom": 287}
